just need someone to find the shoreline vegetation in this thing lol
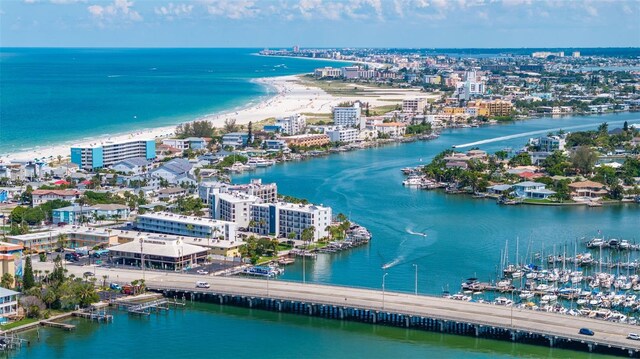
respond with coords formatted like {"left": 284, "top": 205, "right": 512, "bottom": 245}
{"left": 402, "top": 123, "right": 640, "bottom": 207}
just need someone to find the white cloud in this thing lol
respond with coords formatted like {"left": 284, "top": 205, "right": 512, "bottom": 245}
{"left": 50, "top": 0, "right": 86, "bottom": 4}
{"left": 294, "top": 0, "right": 384, "bottom": 20}
{"left": 155, "top": 2, "right": 193, "bottom": 20}
{"left": 23, "top": 0, "right": 87, "bottom": 3}
{"left": 87, "top": 0, "right": 142, "bottom": 24}
{"left": 585, "top": 4, "right": 598, "bottom": 17}
{"left": 204, "top": 0, "right": 260, "bottom": 19}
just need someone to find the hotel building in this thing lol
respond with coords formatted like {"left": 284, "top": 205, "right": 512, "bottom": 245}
{"left": 71, "top": 139, "right": 156, "bottom": 170}
{"left": 249, "top": 202, "right": 331, "bottom": 241}
{"left": 135, "top": 212, "right": 236, "bottom": 241}
{"left": 333, "top": 103, "right": 362, "bottom": 128}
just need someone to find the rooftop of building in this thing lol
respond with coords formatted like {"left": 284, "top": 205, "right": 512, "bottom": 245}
{"left": 109, "top": 237, "right": 208, "bottom": 258}
{"left": 72, "top": 138, "right": 153, "bottom": 149}
{"left": 137, "top": 212, "right": 234, "bottom": 227}
{"left": 112, "top": 157, "right": 150, "bottom": 168}
{"left": 32, "top": 189, "right": 81, "bottom": 196}
{"left": 0, "top": 287, "right": 20, "bottom": 298}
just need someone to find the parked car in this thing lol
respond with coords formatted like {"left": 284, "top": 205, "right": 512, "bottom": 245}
{"left": 64, "top": 253, "right": 78, "bottom": 262}
{"left": 196, "top": 269, "right": 209, "bottom": 275}
{"left": 579, "top": 328, "right": 594, "bottom": 336}
{"left": 110, "top": 283, "right": 121, "bottom": 291}
{"left": 628, "top": 333, "right": 640, "bottom": 341}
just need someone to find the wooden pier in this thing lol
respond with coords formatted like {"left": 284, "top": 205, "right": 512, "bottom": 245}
{"left": 117, "top": 298, "right": 185, "bottom": 316}
{"left": 41, "top": 321, "right": 75, "bottom": 331}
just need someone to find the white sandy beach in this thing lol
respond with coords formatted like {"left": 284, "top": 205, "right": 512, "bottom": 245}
{"left": 2, "top": 74, "right": 428, "bottom": 163}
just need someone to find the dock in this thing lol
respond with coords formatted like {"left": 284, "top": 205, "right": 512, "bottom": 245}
{"left": 73, "top": 310, "right": 114, "bottom": 322}
{"left": 116, "top": 298, "right": 185, "bottom": 316}
{"left": 41, "top": 321, "right": 75, "bottom": 331}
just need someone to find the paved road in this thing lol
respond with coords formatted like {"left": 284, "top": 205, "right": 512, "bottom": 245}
{"left": 33, "top": 261, "right": 640, "bottom": 352}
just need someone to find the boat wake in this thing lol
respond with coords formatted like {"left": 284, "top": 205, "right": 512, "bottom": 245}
{"left": 382, "top": 257, "right": 404, "bottom": 270}
{"left": 406, "top": 228, "right": 428, "bottom": 237}
{"left": 453, "top": 120, "right": 639, "bottom": 149}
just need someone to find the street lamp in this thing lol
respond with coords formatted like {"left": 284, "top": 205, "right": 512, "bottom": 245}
{"left": 139, "top": 238, "right": 145, "bottom": 280}
{"left": 413, "top": 264, "right": 418, "bottom": 295}
{"left": 382, "top": 272, "right": 389, "bottom": 310}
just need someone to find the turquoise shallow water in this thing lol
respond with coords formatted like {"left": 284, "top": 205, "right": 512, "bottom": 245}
{"left": 15, "top": 303, "right": 617, "bottom": 359}
{"left": 235, "top": 112, "right": 640, "bottom": 295}
{"left": 0, "top": 48, "right": 347, "bottom": 154}
{"left": 3, "top": 49, "right": 639, "bottom": 357}
{"left": 15, "top": 112, "right": 640, "bottom": 359}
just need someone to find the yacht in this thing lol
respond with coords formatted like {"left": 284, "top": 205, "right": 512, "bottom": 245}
{"left": 247, "top": 157, "right": 276, "bottom": 168}
{"left": 402, "top": 175, "right": 424, "bottom": 187}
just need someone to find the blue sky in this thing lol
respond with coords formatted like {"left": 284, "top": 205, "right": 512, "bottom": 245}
{"left": 1, "top": 0, "right": 639, "bottom": 48}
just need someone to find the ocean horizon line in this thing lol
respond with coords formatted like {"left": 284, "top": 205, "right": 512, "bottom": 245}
{"left": 2, "top": 46, "right": 640, "bottom": 50}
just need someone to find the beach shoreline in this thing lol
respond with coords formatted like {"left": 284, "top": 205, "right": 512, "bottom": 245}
{"left": 1, "top": 69, "right": 428, "bottom": 164}
{"left": 0, "top": 73, "right": 323, "bottom": 163}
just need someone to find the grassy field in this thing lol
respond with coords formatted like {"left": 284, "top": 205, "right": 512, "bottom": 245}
{"left": 0, "top": 317, "right": 39, "bottom": 330}
{"left": 369, "top": 104, "right": 400, "bottom": 116}
{"left": 296, "top": 76, "right": 392, "bottom": 97}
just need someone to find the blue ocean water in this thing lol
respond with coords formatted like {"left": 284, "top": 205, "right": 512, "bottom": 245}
{"left": 0, "top": 48, "right": 347, "bottom": 154}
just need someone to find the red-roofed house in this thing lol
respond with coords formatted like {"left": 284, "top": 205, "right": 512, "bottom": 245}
{"left": 53, "top": 180, "right": 70, "bottom": 186}
{"left": 31, "top": 189, "right": 81, "bottom": 206}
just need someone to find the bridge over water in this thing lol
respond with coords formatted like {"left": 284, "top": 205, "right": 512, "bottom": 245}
{"left": 146, "top": 276, "right": 640, "bottom": 357}
{"left": 32, "top": 262, "right": 640, "bottom": 357}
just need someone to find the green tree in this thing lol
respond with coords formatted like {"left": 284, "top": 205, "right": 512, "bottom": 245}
{"left": 609, "top": 184, "right": 624, "bottom": 200}
{"left": 571, "top": 146, "right": 598, "bottom": 174}
{"left": 542, "top": 151, "right": 570, "bottom": 176}
{"left": 51, "top": 255, "right": 66, "bottom": 285}
{"left": 1, "top": 273, "right": 14, "bottom": 289}
{"left": 23, "top": 256, "right": 36, "bottom": 290}
{"left": 508, "top": 152, "right": 532, "bottom": 167}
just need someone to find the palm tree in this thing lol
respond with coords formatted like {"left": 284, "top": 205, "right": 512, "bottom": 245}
{"left": 57, "top": 234, "right": 68, "bottom": 251}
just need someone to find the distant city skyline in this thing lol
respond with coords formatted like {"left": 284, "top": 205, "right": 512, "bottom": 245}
{"left": 0, "top": 0, "right": 639, "bottom": 48}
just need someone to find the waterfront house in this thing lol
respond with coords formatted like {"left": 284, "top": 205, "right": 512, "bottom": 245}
{"left": 374, "top": 122, "right": 407, "bottom": 138}
{"left": 513, "top": 181, "right": 556, "bottom": 199}
{"left": 0, "top": 287, "right": 20, "bottom": 320}
{"left": 487, "top": 184, "right": 512, "bottom": 195}
{"left": 568, "top": 180, "right": 608, "bottom": 200}
{"left": 445, "top": 161, "right": 469, "bottom": 170}
{"left": 222, "top": 132, "right": 251, "bottom": 149}
{"left": 31, "top": 189, "right": 81, "bottom": 206}
{"left": 282, "top": 134, "right": 330, "bottom": 147}
{"left": 110, "top": 157, "right": 150, "bottom": 175}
